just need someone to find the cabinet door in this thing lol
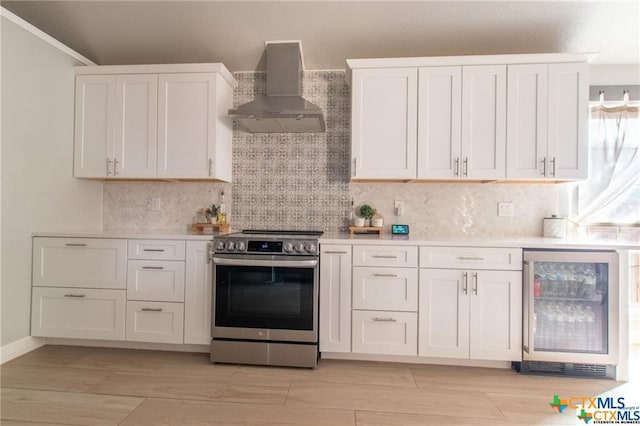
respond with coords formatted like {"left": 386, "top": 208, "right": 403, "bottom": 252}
{"left": 113, "top": 74, "right": 158, "bottom": 178}
{"left": 319, "top": 245, "right": 352, "bottom": 352}
{"left": 184, "top": 241, "right": 213, "bottom": 345}
{"left": 417, "top": 67, "right": 462, "bottom": 179}
{"left": 351, "top": 68, "right": 417, "bottom": 179}
{"left": 127, "top": 260, "right": 185, "bottom": 302}
{"left": 469, "top": 270, "right": 522, "bottom": 361}
{"left": 352, "top": 310, "right": 417, "bottom": 355}
{"left": 157, "top": 73, "right": 217, "bottom": 179}
{"left": 547, "top": 63, "right": 589, "bottom": 179}
{"left": 33, "top": 237, "right": 127, "bottom": 289}
{"left": 126, "top": 301, "right": 184, "bottom": 344}
{"left": 461, "top": 65, "right": 506, "bottom": 179}
{"left": 352, "top": 267, "right": 418, "bottom": 312}
{"left": 418, "top": 269, "right": 469, "bottom": 358}
{"left": 74, "top": 75, "right": 115, "bottom": 178}
{"left": 506, "top": 64, "right": 549, "bottom": 179}
{"left": 31, "top": 287, "right": 125, "bottom": 340}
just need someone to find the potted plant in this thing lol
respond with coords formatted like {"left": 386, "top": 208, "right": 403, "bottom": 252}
{"left": 205, "top": 204, "right": 219, "bottom": 223}
{"left": 359, "top": 204, "right": 375, "bottom": 226}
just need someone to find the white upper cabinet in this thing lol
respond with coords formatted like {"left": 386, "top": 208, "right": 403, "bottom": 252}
{"left": 351, "top": 68, "right": 417, "bottom": 179}
{"left": 507, "top": 62, "right": 588, "bottom": 179}
{"left": 461, "top": 65, "right": 506, "bottom": 180}
{"left": 74, "top": 64, "right": 236, "bottom": 181}
{"left": 547, "top": 63, "right": 589, "bottom": 179}
{"left": 417, "top": 67, "right": 462, "bottom": 179}
{"left": 348, "top": 53, "right": 592, "bottom": 181}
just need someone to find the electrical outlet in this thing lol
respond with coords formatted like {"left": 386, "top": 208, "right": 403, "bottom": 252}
{"left": 151, "top": 198, "right": 161, "bottom": 211}
{"left": 498, "top": 202, "right": 514, "bottom": 217}
{"left": 394, "top": 200, "right": 404, "bottom": 216}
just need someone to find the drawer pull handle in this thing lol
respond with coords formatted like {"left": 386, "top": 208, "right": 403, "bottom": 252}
{"left": 143, "top": 249, "right": 166, "bottom": 252}
{"left": 373, "top": 317, "right": 397, "bottom": 322}
{"left": 373, "top": 273, "right": 397, "bottom": 278}
{"left": 323, "top": 251, "right": 348, "bottom": 255}
{"left": 141, "top": 308, "right": 163, "bottom": 312}
{"left": 457, "top": 256, "right": 484, "bottom": 261}
{"left": 65, "top": 243, "right": 87, "bottom": 247}
{"left": 142, "top": 266, "right": 164, "bottom": 270}
{"left": 64, "top": 294, "right": 85, "bottom": 298}
{"left": 372, "top": 255, "right": 398, "bottom": 259}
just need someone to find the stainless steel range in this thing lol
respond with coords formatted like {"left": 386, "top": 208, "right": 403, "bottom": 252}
{"left": 210, "top": 229, "right": 322, "bottom": 368}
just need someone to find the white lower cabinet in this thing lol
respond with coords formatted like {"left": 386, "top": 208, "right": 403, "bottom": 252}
{"left": 419, "top": 268, "right": 522, "bottom": 361}
{"left": 319, "top": 245, "right": 352, "bottom": 353}
{"left": 352, "top": 310, "right": 418, "bottom": 355}
{"left": 126, "top": 301, "right": 184, "bottom": 344}
{"left": 31, "top": 287, "right": 126, "bottom": 340}
{"left": 352, "top": 267, "right": 418, "bottom": 311}
{"left": 184, "top": 241, "right": 213, "bottom": 345}
{"left": 127, "top": 260, "right": 185, "bottom": 302}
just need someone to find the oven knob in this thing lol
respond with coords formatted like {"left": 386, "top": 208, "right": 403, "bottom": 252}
{"left": 305, "top": 243, "right": 317, "bottom": 254}
{"left": 283, "top": 242, "right": 294, "bottom": 253}
{"left": 214, "top": 240, "right": 225, "bottom": 251}
{"left": 225, "top": 241, "right": 235, "bottom": 251}
{"left": 235, "top": 241, "right": 246, "bottom": 252}
{"left": 294, "top": 242, "right": 305, "bottom": 253}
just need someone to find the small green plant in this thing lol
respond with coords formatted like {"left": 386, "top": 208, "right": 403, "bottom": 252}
{"left": 359, "top": 204, "right": 375, "bottom": 220}
{"left": 201, "top": 204, "right": 219, "bottom": 219}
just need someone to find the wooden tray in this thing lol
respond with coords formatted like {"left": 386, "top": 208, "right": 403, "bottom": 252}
{"left": 348, "top": 226, "right": 383, "bottom": 235}
{"left": 192, "top": 223, "right": 231, "bottom": 234}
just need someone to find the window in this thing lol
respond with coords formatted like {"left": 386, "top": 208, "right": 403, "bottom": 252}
{"left": 573, "top": 97, "right": 639, "bottom": 226}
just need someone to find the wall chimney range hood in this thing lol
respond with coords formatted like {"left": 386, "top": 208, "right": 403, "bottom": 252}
{"left": 229, "top": 41, "right": 326, "bottom": 133}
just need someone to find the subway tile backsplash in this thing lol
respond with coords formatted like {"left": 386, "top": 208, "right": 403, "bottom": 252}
{"left": 103, "top": 70, "right": 569, "bottom": 237}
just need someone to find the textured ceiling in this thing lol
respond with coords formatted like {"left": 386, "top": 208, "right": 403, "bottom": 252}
{"left": 2, "top": 1, "right": 639, "bottom": 71}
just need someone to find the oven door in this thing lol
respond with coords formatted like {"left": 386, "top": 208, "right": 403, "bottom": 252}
{"left": 212, "top": 255, "right": 318, "bottom": 343}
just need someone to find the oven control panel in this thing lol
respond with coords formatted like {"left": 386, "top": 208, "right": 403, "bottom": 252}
{"left": 213, "top": 237, "right": 317, "bottom": 255}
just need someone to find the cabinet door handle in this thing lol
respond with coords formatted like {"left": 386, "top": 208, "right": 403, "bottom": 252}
{"left": 208, "top": 158, "right": 213, "bottom": 177}
{"left": 64, "top": 294, "right": 85, "bottom": 298}
{"left": 463, "top": 157, "right": 469, "bottom": 177}
{"left": 143, "top": 249, "right": 165, "bottom": 252}
{"left": 141, "top": 308, "right": 163, "bottom": 312}
{"left": 462, "top": 272, "right": 468, "bottom": 295}
{"left": 472, "top": 272, "right": 478, "bottom": 295}
{"left": 372, "top": 317, "right": 397, "bottom": 322}
{"left": 207, "top": 242, "right": 212, "bottom": 264}
{"left": 454, "top": 157, "right": 460, "bottom": 177}
{"left": 106, "top": 158, "right": 112, "bottom": 176}
{"left": 65, "top": 243, "right": 87, "bottom": 247}
{"left": 142, "top": 266, "right": 164, "bottom": 270}
{"left": 541, "top": 158, "right": 547, "bottom": 176}
{"left": 323, "top": 251, "right": 348, "bottom": 255}
{"left": 113, "top": 158, "right": 119, "bottom": 176}
{"left": 550, "top": 157, "right": 556, "bottom": 177}
{"left": 457, "top": 256, "right": 484, "bottom": 261}
{"left": 352, "top": 158, "right": 357, "bottom": 176}
{"left": 372, "top": 255, "right": 398, "bottom": 259}
{"left": 373, "top": 273, "right": 397, "bottom": 278}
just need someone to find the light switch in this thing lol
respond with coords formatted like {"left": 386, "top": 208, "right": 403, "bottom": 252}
{"left": 151, "top": 198, "right": 161, "bottom": 211}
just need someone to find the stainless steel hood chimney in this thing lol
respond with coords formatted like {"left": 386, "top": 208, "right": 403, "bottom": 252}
{"left": 229, "top": 41, "right": 326, "bottom": 133}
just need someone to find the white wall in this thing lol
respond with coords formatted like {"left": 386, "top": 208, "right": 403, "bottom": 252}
{"left": 1, "top": 16, "right": 103, "bottom": 347}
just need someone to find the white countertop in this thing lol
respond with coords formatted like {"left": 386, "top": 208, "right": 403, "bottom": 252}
{"left": 32, "top": 230, "right": 639, "bottom": 250}
{"left": 320, "top": 232, "right": 640, "bottom": 250}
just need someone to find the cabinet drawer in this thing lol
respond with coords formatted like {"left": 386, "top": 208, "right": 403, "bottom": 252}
{"left": 127, "top": 260, "right": 185, "bottom": 302}
{"left": 128, "top": 240, "right": 186, "bottom": 260}
{"left": 33, "top": 237, "right": 127, "bottom": 289}
{"left": 352, "top": 310, "right": 417, "bottom": 356}
{"left": 419, "top": 246, "right": 522, "bottom": 270}
{"left": 31, "top": 287, "right": 125, "bottom": 340}
{"left": 352, "top": 267, "right": 417, "bottom": 311}
{"left": 353, "top": 245, "right": 418, "bottom": 267}
{"left": 126, "top": 301, "right": 184, "bottom": 344}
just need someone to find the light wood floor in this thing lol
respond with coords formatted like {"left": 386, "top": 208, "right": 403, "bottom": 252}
{"left": 1, "top": 345, "right": 638, "bottom": 425}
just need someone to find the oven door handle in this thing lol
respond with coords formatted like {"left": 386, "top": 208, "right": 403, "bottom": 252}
{"left": 212, "top": 257, "right": 318, "bottom": 268}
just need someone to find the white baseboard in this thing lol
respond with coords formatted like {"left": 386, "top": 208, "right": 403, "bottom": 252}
{"left": 0, "top": 336, "right": 45, "bottom": 364}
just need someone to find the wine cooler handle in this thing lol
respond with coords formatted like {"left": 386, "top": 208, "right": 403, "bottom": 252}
{"left": 523, "top": 260, "right": 532, "bottom": 354}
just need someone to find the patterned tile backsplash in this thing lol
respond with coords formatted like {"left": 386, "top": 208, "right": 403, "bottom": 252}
{"left": 103, "top": 70, "right": 571, "bottom": 237}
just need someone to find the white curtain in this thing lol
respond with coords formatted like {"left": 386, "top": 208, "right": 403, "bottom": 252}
{"left": 575, "top": 102, "right": 639, "bottom": 224}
